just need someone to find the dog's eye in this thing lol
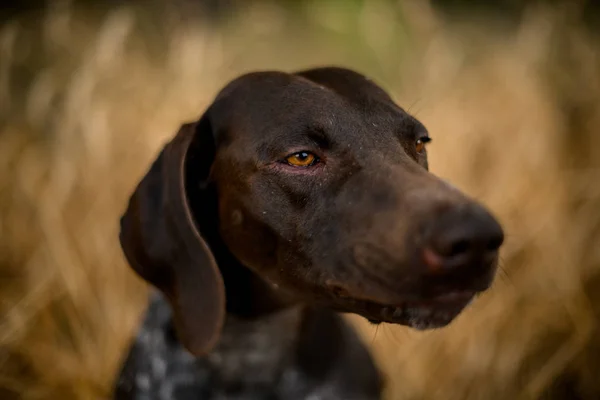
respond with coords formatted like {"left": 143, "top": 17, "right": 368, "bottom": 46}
{"left": 285, "top": 151, "right": 319, "bottom": 167}
{"left": 415, "top": 137, "right": 431, "bottom": 154}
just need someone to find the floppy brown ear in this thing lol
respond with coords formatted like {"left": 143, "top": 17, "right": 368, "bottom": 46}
{"left": 119, "top": 121, "right": 225, "bottom": 357}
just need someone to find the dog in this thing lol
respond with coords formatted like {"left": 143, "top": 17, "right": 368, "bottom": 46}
{"left": 113, "top": 67, "right": 504, "bottom": 400}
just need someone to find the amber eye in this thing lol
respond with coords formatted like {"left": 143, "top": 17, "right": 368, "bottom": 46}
{"left": 415, "top": 137, "right": 431, "bottom": 154}
{"left": 285, "top": 151, "right": 318, "bottom": 167}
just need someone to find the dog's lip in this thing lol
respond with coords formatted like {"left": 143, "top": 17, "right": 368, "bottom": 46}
{"left": 330, "top": 289, "right": 478, "bottom": 328}
{"left": 414, "top": 289, "right": 477, "bottom": 305}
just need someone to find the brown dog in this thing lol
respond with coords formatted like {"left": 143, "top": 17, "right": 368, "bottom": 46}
{"left": 115, "top": 67, "right": 504, "bottom": 400}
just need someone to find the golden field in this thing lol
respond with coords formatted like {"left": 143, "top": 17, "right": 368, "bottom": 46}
{"left": 1, "top": 1, "right": 599, "bottom": 399}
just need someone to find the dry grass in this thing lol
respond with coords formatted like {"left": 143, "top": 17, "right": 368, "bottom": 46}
{"left": 1, "top": 1, "right": 599, "bottom": 399}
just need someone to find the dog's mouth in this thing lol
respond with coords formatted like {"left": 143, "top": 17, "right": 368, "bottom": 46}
{"left": 267, "top": 256, "right": 496, "bottom": 330}
{"left": 323, "top": 253, "right": 499, "bottom": 329}
{"left": 328, "top": 288, "right": 479, "bottom": 330}
{"left": 362, "top": 290, "right": 475, "bottom": 329}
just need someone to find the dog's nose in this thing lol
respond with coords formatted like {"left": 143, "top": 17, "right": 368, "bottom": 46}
{"left": 423, "top": 205, "right": 504, "bottom": 272}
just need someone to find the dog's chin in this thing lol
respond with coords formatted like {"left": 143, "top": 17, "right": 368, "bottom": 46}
{"left": 333, "top": 290, "right": 478, "bottom": 330}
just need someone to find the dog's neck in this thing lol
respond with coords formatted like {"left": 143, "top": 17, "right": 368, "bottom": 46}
{"left": 219, "top": 258, "right": 298, "bottom": 318}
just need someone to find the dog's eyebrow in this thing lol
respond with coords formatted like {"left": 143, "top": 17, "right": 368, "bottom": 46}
{"left": 258, "top": 127, "right": 331, "bottom": 160}
{"left": 414, "top": 119, "right": 429, "bottom": 137}
{"left": 396, "top": 116, "right": 428, "bottom": 140}
{"left": 304, "top": 127, "right": 330, "bottom": 148}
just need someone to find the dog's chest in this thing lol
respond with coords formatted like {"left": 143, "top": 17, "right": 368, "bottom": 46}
{"left": 121, "top": 293, "right": 306, "bottom": 400}
{"left": 203, "top": 307, "right": 303, "bottom": 389}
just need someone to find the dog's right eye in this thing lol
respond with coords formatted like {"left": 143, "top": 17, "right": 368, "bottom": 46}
{"left": 284, "top": 151, "right": 319, "bottom": 167}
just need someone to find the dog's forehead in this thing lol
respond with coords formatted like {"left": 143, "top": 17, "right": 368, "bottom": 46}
{"left": 294, "top": 67, "right": 398, "bottom": 109}
{"left": 208, "top": 69, "right": 423, "bottom": 145}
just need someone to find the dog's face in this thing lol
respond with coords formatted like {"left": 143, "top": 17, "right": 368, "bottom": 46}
{"left": 120, "top": 67, "right": 504, "bottom": 356}
{"left": 207, "top": 68, "right": 503, "bottom": 326}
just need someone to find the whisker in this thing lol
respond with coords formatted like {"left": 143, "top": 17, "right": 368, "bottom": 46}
{"left": 494, "top": 257, "right": 514, "bottom": 288}
{"left": 381, "top": 323, "right": 407, "bottom": 346}
{"left": 406, "top": 98, "right": 422, "bottom": 115}
{"left": 371, "top": 323, "right": 381, "bottom": 346}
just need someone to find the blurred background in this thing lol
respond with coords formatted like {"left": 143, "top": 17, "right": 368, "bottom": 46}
{"left": 1, "top": 0, "right": 599, "bottom": 399}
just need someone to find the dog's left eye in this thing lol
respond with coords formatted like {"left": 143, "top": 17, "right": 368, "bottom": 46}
{"left": 415, "top": 137, "right": 431, "bottom": 154}
{"left": 284, "top": 151, "right": 319, "bottom": 167}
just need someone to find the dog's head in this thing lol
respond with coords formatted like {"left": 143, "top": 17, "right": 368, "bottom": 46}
{"left": 120, "top": 67, "right": 504, "bottom": 356}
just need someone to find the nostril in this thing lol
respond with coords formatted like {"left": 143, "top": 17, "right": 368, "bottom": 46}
{"left": 432, "top": 229, "right": 501, "bottom": 261}
{"left": 427, "top": 214, "right": 504, "bottom": 260}
{"left": 431, "top": 234, "right": 476, "bottom": 260}
{"left": 449, "top": 239, "right": 471, "bottom": 258}
{"left": 421, "top": 205, "right": 504, "bottom": 276}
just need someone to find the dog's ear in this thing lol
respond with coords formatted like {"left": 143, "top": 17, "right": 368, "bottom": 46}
{"left": 119, "top": 119, "right": 225, "bottom": 357}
